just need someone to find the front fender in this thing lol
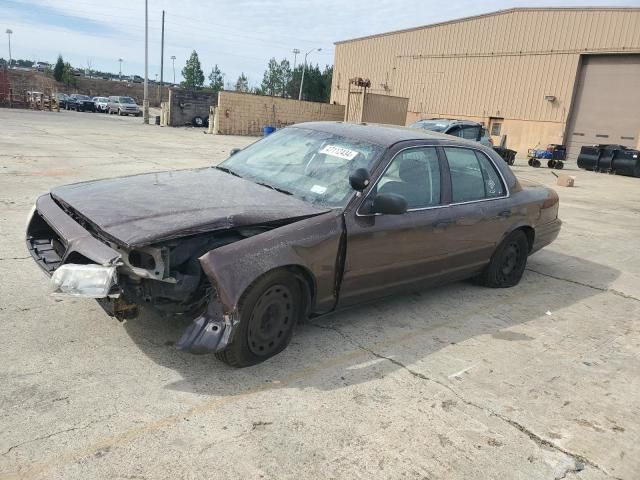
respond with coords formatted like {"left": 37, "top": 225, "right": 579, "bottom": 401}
{"left": 199, "top": 210, "right": 344, "bottom": 315}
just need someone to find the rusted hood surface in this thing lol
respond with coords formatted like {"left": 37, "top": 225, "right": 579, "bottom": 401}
{"left": 51, "top": 168, "right": 329, "bottom": 247}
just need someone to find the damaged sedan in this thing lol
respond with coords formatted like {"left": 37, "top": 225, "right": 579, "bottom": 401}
{"left": 26, "top": 122, "right": 561, "bottom": 367}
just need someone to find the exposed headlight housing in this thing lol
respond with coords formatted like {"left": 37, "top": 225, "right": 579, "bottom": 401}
{"left": 50, "top": 264, "right": 118, "bottom": 298}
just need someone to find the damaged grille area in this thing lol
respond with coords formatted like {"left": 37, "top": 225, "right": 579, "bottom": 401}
{"left": 26, "top": 209, "right": 66, "bottom": 274}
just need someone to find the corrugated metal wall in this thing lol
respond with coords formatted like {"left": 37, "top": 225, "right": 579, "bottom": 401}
{"left": 331, "top": 8, "right": 640, "bottom": 123}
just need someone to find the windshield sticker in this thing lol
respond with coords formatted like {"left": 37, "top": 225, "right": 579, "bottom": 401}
{"left": 310, "top": 185, "right": 327, "bottom": 194}
{"left": 319, "top": 145, "right": 359, "bottom": 161}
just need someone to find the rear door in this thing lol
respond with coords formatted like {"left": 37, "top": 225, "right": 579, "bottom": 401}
{"left": 440, "top": 146, "right": 513, "bottom": 275}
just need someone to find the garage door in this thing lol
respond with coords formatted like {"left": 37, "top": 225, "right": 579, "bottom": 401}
{"left": 565, "top": 55, "right": 640, "bottom": 163}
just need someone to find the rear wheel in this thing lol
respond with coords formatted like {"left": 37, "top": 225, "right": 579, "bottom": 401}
{"left": 215, "top": 270, "right": 302, "bottom": 367}
{"left": 475, "top": 230, "right": 529, "bottom": 288}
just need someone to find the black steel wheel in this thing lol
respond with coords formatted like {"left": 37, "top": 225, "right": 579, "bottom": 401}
{"left": 547, "top": 160, "right": 555, "bottom": 168}
{"left": 475, "top": 230, "right": 529, "bottom": 288}
{"left": 215, "top": 270, "right": 302, "bottom": 367}
{"left": 247, "top": 284, "right": 293, "bottom": 357}
{"left": 532, "top": 159, "right": 541, "bottom": 168}
{"left": 555, "top": 161, "right": 564, "bottom": 170}
{"left": 527, "top": 158, "right": 533, "bottom": 166}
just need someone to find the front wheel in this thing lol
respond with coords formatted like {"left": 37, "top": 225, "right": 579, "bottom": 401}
{"left": 215, "top": 270, "right": 302, "bottom": 367}
{"left": 475, "top": 230, "right": 529, "bottom": 288}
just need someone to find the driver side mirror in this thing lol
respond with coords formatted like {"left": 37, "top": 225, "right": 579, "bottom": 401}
{"left": 372, "top": 193, "right": 408, "bottom": 215}
{"left": 349, "top": 168, "right": 370, "bottom": 192}
{"left": 229, "top": 148, "right": 242, "bottom": 156}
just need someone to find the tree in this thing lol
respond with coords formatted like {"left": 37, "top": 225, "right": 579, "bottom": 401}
{"left": 235, "top": 72, "right": 249, "bottom": 92}
{"left": 259, "top": 57, "right": 293, "bottom": 97}
{"left": 278, "top": 59, "right": 292, "bottom": 97}
{"left": 260, "top": 57, "right": 280, "bottom": 96}
{"left": 181, "top": 50, "right": 204, "bottom": 88}
{"left": 53, "top": 55, "right": 64, "bottom": 82}
{"left": 208, "top": 64, "right": 224, "bottom": 93}
{"left": 62, "top": 62, "right": 76, "bottom": 87}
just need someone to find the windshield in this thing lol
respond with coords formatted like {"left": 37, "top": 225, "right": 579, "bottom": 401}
{"left": 120, "top": 97, "right": 135, "bottom": 104}
{"left": 76, "top": 95, "right": 91, "bottom": 100}
{"left": 218, "top": 127, "right": 383, "bottom": 207}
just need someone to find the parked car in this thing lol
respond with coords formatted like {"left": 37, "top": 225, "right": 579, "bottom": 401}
{"left": 26, "top": 122, "right": 561, "bottom": 367}
{"left": 93, "top": 96, "right": 110, "bottom": 113}
{"left": 55, "top": 92, "right": 69, "bottom": 109}
{"left": 410, "top": 119, "right": 493, "bottom": 148}
{"left": 67, "top": 94, "right": 96, "bottom": 112}
{"left": 108, "top": 96, "right": 141, "bottom": 116}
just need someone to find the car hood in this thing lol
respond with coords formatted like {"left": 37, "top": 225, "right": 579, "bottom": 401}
{"left": 51, "top": 168, "right": 330, "bottom": 247}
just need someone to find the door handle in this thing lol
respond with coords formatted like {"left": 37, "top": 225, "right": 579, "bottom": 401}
{"left": 497, "top": 210, "right": 512, "bottom": 218}
{"left": 433, "top": 219, "right": 454, "bottom": 228}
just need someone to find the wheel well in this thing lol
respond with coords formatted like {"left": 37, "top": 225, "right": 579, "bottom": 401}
{"left": 285, "top": 265, "right": 316, "bottom": 321}
{"left": 516, "top": 226, "right": 535, "bottom": 253}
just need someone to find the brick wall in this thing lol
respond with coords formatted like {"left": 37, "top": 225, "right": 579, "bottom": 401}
{"left": 214, "top": 91, "right": 345, "bottom": 136}
{"left": 168, "top": 88, "right": 218, "bottom": 126}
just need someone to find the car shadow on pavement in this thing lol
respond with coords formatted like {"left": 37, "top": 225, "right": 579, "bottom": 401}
{"left": 121, "top": 249, "right": 619, "bottom": 395}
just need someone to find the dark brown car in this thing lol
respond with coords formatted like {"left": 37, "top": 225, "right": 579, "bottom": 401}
{"left": 26, "top": 122, "right": 561, "bottom": 367}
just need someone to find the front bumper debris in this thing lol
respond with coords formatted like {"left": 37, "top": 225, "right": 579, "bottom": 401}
{"left": 176, "top": 301, "right": 238, "bottom": 354}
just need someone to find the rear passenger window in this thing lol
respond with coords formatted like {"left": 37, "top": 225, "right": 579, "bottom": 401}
{"left": 444, "top": 148, "right": 505, "bottom": 203}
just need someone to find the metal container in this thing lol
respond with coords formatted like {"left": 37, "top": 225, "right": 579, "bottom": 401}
{"left": 577, "top": 145, "right": 640, "bottom": 177}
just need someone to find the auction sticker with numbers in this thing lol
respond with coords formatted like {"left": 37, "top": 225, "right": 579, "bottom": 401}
{"left": 319, "top": 145, "right": 359, "bottom": 161}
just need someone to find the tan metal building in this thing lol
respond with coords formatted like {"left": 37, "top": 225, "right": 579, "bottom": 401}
{"left": 330, "top": 7, "right": 640, "bottom": 160}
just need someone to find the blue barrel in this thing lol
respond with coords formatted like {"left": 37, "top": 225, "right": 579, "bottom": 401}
{"left": 263, "top": 126, "right": 275, "bottom": 136}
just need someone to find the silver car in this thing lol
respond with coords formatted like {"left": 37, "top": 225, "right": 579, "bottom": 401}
{"left": 108, "top": 96, "right": 141, "bottom": 116}
{"left": 409, "top": 119, "right": 493, "bottom": 148}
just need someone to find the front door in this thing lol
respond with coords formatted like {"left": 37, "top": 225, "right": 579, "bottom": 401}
{"left": 339, "top": 145, "right": 452, "bottom": 307}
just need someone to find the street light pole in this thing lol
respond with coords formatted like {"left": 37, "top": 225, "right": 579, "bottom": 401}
{"left": 143, "top": 0, "right": 149, "bottom": 124}
{"left": 170, "top": 55, "right": 176, "bottom": 85}
{"left": 118, "top": 58, "right": 123, "bottom": 80}
{"left": 6, "top": 29, "right": 13, "bottom": 69}
{"left": 298, "top": 47, "right": 321, "bottom": 101}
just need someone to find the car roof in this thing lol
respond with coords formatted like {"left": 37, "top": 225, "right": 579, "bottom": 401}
{"left": 291, "top": 121, "right": 465, "bottom": 147}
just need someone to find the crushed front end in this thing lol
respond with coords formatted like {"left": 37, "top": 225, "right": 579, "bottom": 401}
{"left": 25, "top": 193, "right": 237, "bottom": 353}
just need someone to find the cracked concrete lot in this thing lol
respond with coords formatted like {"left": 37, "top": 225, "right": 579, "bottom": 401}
{"left": 1, "top": 108, "right": 639, "bottom": 479}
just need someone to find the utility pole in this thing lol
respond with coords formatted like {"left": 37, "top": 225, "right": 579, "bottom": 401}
{"left": 299, "top": 47, "right": 321, "bottom": 101}
{"left": 118, "top": 58, "right": 123, "bottom": 80}
{"left": 170, "top": 55, "right": 176, "bottom": 85}
{"left": 143, "top": 0, "right": 149, "bottom": 124}
{"left": 6, "top": 29, "right": 13, "bottom": 69}
{"left": 159, "top": 9, "right": 165, "bottom": 104}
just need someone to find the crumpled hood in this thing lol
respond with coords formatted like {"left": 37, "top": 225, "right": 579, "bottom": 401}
{"left": 51, "top": 168, "right": 329, "bottom": 247}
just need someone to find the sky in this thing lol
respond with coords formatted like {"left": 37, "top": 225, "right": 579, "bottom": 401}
{"left": 2, "top": 0, "right": 639, "bottom": 88}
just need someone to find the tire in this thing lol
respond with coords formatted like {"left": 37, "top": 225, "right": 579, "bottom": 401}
{"left": 118, "top": 109, "right": 123, "bottom": 116}
{"left": 532, "top": 159, "right": 541, "bottom": 168}
{"left": 547, "top": 160, "right": 555, "bottom": 168}
{"left": 555, "top": 161, "right": 564, "bottom": 170}
{"left": 215, "top": 270, "right": 302, "bottom": 367}
{"left": 527, "top": 159, "right": 533, "bottom": 166}
{"left": 192, "top": 116, "right": 204, "bottom": 127}
{"left": 475, "top": 230, "right": 529, "bottom": 288}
